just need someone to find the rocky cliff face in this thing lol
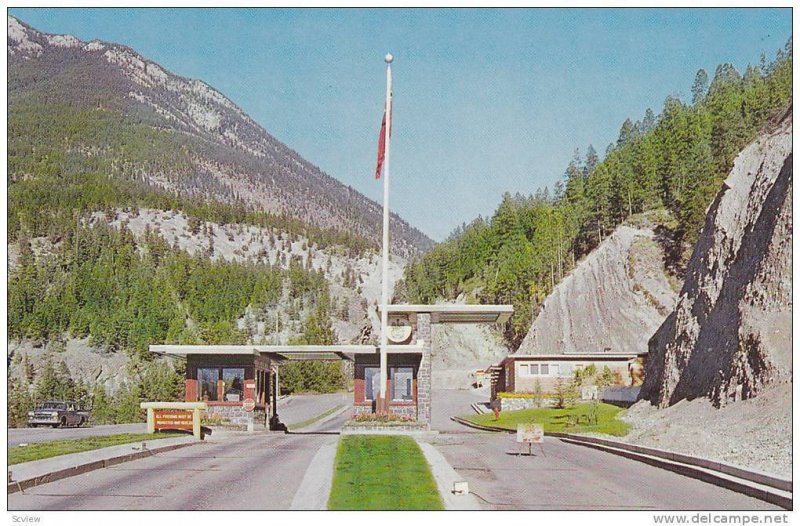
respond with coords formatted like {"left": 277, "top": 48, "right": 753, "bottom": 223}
{"left": 640, "top": 109, "right": 792, "bottom": 408}
{"left": 516, "top": 223, "right": 677, "bottom": 356}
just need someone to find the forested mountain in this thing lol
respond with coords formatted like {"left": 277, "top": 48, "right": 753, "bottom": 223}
{"left": 398, "top": 39, "right": 792, "bottom": 348}
{"left": 7, "top": 15, "right": 420, "bottom": 423}
{"left": 7, "top": 16, "right": 433, "bottom": 257}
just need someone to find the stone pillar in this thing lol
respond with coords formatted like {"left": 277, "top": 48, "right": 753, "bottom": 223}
{"left": 416, "top": 313, "right": 432, "bottom": 426}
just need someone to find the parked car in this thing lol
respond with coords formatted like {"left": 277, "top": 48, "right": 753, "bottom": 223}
{"left": 27, "top": 400, "right": 90, "bottom": 428}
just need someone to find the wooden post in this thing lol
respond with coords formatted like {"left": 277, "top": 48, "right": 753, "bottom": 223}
{"left": 192, "top": 408, "right": 202, "bottom": 440}
{"left": 146, "top": 408, "right": 155, "bottom": 434}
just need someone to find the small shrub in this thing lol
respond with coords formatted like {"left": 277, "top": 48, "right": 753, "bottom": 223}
{"left": 497, "top": 392, "right": 535, "bottom": 399}
{"left": 532, "top": 379, "right": 544, "bottom": 408}
{"left": 553, "top": 377, "right": 578, "bottom": 409}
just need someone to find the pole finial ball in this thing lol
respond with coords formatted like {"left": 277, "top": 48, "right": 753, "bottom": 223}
{"left": 384, "top": 53, "right": 394, "bottom": 64}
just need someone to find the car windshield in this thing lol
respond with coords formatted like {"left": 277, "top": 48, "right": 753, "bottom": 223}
{"left": 40, "top": 402, "right": 65, "bottom": 410}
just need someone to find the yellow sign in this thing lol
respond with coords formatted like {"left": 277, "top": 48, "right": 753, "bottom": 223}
{"left": 154, "top": 409, "right": 194, "bottom": 432}
{"left": 516, "top": 423, "right": 544, "bottom": 444}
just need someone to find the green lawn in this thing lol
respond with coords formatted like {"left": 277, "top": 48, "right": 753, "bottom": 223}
{"left": 8, "top": 432, "right": 184, "bottom": 465}
{"left": 328, "top": 435, "right": 445, "bottom": 510}
{"left": 465, "top": 402, "right": 630, "bottom": 436}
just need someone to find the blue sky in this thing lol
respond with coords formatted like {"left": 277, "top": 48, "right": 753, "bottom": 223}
{"left": 10, "top": 8, "right": 792, "bottom": 241}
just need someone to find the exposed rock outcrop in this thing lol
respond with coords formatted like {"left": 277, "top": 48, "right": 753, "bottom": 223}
{"left": 640, "top": 109, "right": 792, "bottom": 408}
{"left": 516, "top": 223, "right": 677, "bottom": 356}
{"left": 432, "top": 323, "right": 510, "bottom": 388}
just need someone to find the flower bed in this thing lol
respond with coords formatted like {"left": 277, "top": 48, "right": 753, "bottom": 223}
{"left": 351, "top": 412, "right": 416, "bottom": 423}
{"left": 343, "top": 413, "right": 428, "bottom": 433}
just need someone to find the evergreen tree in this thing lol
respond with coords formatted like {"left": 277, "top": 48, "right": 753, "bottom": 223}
{"left": 617, "top": 118, "right": 634, "bottom": 147}
{"left": 584, "top": 144, "right": 599, "bottom": 177}
{"left": 8, "top": 377, "right": 33, "bottom": 428}
{"left": 692, "top": 69, "right": 709, "bottom": 105}
{"left": 641, "top": 108, "right": 656, "bottom": 133}
{"left": 33, "top": 358, "right": 69, "bottom": 403}
{"left": 401, "top": 41, "right": 792, "bottom": 348}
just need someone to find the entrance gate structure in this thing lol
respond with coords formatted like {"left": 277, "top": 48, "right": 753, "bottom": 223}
{"left": 358, "top": 304, "right": 513, "bottom": 425}
{"left": 149, "top": 304, "right": 511, "bottom": 430}
{"left": 150, "top": 344, "right": 373, "bottom": 431}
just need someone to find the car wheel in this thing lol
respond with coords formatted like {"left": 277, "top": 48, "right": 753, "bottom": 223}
{"left": 77, "top": 417, "right": 85, "bottom": 428}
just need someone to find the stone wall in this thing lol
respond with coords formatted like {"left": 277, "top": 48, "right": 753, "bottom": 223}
{"left": 390, "top": 404, "right": 416, "bottom": 417}
{"left": 353, "top": 403, "right": 415, "bottom": 418}
{"left": 499, "top": 397, "right": 557, "bottom": 411}
{"left": 417, "top": 313, "right": 432, "bottom": 424}
{"left": 203, "top": 405, "right": 267, "bottom": 430}
{"left": 499, "top": 398, "right": 538, "bottom": 412}
{"left": 342, "top": 422, "right": 429, "bottom": 433}
{"left": 353, "top": 405, "right": 371, "bottom": 416}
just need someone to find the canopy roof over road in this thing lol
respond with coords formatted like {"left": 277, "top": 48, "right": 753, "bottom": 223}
{"left": 149, "top": 343, "right": 427, "bottom": 361}
{"left": 379, "top": 304, "right": 514, "bottom": 324}
{"left": 150, "top": 304, "right": 512, "bottom": 361}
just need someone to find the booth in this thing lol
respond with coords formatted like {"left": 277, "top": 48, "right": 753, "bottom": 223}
{"left": 150, "top": 305, "right": 513, "bottom": 430}
{"left": 354, "top": 304, "right": 513, "bottom": 424}
{"left": 150, "top": 344, "right": 374, "bottom": 430}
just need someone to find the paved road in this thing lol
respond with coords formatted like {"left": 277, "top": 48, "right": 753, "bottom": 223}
{"left": 431, "top": 389, "right": 778, "bottom": 510}
{"left": 277, "top": 392, "right": 350, "bottom": 427}
{"left": 9, "top": 389, "right": 776, "bottom": 511}
{"left": 8, "top": 423, "right": 148, "bottom": 447}
{"left": 7, "top": 393, "right": 349, "bottom": 446}
{"left": 8, "top": 410, "right": 351, "bottom": 511}
{"left": 431, "top": 387, "right": 489, "bottom": 432}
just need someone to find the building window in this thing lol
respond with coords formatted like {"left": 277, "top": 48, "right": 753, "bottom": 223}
{"left": 519, "top": 363, "right": 568, "bottom": 376}
{"left": 519, "top": 364, "right": 540, "bottom": 376}
{"left": 364, "top": 367, "right": 380, "bottom": 401}
{"left": 223, "top": 368, "right": 245, "bottom": 401}
{"left": 199, "top": 368, "right": 219, "bottom": 401}
{"left": 392, "top": 367, "right": 414, "bottom": 401}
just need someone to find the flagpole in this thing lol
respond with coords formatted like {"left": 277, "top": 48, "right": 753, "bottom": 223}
{"left": 379, "top": 53, "right": 393, "bottom": 411}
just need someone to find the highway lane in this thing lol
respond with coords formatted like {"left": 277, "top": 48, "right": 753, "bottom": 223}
{"left": 431, "top": 388, "right": 778, "bottom": 510}
{"left": 8, "top": 409, "right": 351, "bottom": 511}
{"left": 10, "top": 389, "right": 774, "bottom": 511}
{"left": 431, "top": 391, "right": 777, "bottom": 510}
{"left": 8, "top": 423, "right": 148, "bottom": 447}
{"left": 7, "top": 393, "right": 349, "bottom": 446}
{"left": 277, "top": 392, "right": 350, "bottom": 427}
{"left": 431, "top": 387, "right": 490, "bottom": 432}
{"left": 433, "top": 432, "right": 779, "bottom": 510}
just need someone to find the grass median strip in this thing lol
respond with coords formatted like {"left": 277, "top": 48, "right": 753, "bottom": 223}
{"left": 328, "top": 435, "right": 444, "bottom": 510}
{"left": 290, "top": 405, "right": 344, "bottom": 430}
{"left": 465, "top": 402, "right": 630, "bottom": 436}
{"left": 8, "top": 432, "right": 184, "bottom": 465}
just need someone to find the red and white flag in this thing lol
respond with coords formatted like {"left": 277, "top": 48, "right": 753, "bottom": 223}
{"left": 375, "top": 100, "right": 391, "bottom": 179}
